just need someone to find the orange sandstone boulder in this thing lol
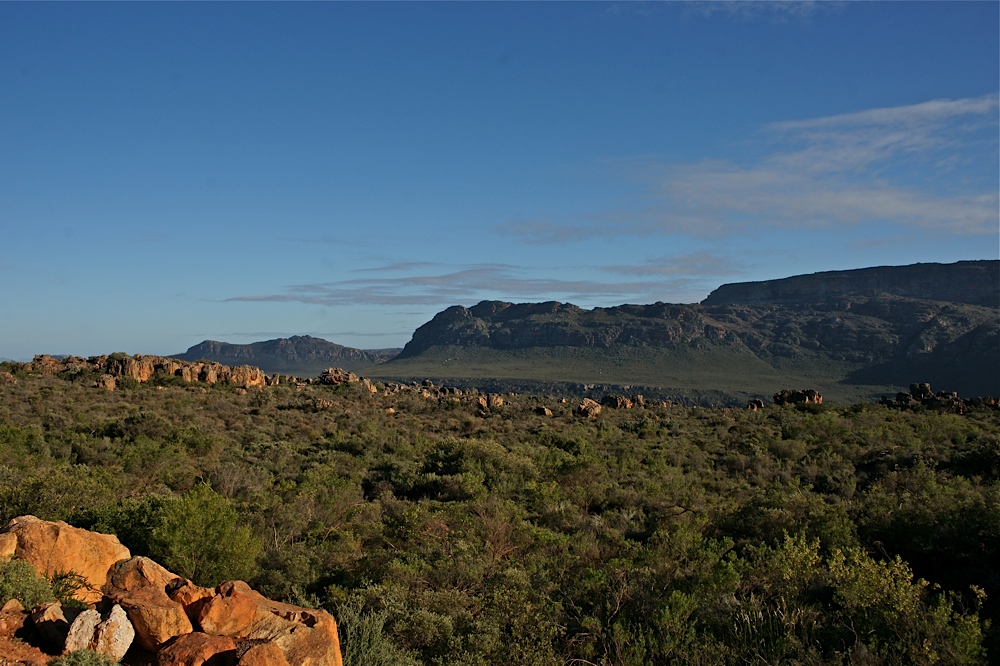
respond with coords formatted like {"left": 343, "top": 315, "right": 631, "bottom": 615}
{"left": 104, "top": 557, "right": 192, "bottom": 652}
{"left": 155, "top": 632, "right": 237, "bottom": 666}
{"left": 199, "top": 581, "right": 342, "bottom": 666}
{"left": 167, "top": 578, "right": 216, "bottom": 628}
{"left": 0, "top": 516, "right": 131, "bottom": 603}
{"left": 105, "top": 556, "right": 177, "bottom": 595}
{"left": 240, "top": 642, "right": 291, "bottom": 666}
{"left": 575, "top": 398, "right": 602, "bottom": 419}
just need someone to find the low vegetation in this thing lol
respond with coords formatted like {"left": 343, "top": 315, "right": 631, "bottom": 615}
{"left": 1, "top": 361, "right": 997, "bottom": 665}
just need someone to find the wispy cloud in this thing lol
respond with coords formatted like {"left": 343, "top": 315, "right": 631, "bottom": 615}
{"left": 605, "top": 252, "right": 746, "bottom": 277}
{"left": 225, "top": 263, "right": 707, "bottom": 308}
{"left": 506, "top": 95, "right": 999, "bottom": 241}
{"left": 685, "top": 1, "right": 827, "bottom": 21}
{"left": 351, "top": 261, "right": 442, "bottom": 273}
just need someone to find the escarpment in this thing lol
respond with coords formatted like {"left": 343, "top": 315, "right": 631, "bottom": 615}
{"left": 19, "top": 354, "right": 269, "bottom": 389}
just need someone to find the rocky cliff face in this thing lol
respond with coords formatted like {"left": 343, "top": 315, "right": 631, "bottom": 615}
{"left": 174, "top": 336, "right": 400, "bottom": 376}
{"left": 702, "top": 260, "right": 999, "bottom": 307}
{"left": 18, "top": 354, "right": 269, "bottom": 389}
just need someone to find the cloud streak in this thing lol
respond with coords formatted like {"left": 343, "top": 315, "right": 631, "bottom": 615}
{"left": 506, "top": 95, "right": 999, "bottom": 241}
{"left": 225, "top": 260, "right": 718, "bottom": 309}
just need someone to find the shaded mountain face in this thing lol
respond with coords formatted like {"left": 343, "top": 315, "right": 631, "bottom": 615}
{"left": 174, "top": 335, "right": 400, "bottom": 376}
{"left": 378, "top": 261, "right": 999, "bottom": 401}
{"left": 702, "top": 260, "right": 998, "bottom": 308}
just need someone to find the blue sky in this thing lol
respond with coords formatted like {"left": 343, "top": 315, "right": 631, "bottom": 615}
{"left": 2, "top": 1, "right": 997, "bottom": 359}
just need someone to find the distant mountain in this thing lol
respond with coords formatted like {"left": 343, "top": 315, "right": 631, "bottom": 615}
{"left": 174, "top": 335, "right": 400, "bottom": 377}
{"left": 703, "top": 260, "right": 998, "bottom": 307}
{"left": 367, "top": 260, "right": 1000, "bottom": 404}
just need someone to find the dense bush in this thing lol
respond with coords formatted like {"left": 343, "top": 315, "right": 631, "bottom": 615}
{"left": 0, "top": 374, "right": 997, "bottom": 664}
{"left": 0, "top": 557, "right": 55, "bottom": 609}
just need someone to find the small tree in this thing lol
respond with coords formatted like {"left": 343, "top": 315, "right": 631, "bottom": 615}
{"left": 150, "top": 483, "right": 261, "bottom": 587}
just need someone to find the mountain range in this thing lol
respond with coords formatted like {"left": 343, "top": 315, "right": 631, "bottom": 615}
{"left": 177, "top": 260, "right": 999, "bottom": 405}
{"left": 173, "top": 336, "right": 400, "bottom": 376}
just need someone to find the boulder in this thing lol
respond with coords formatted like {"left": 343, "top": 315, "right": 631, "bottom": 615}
{"left": 58, "top": 605, "right": 135, "bottom": 661}
{"left": 199, "top": 581, "right": 342, "bottom": 666}
{"left": 773, "top": 389, "right": 823, "bottom": 406}
{"left": 166, "top": 578, "right": 215, "bottom": 627}
{"left": 240, "top": 642, "right": 291, "bottom": 666}
{"left": 318, "top": 368, "right": 358, "bottom": 386}
{"left": 576, "top": 398, "right": 602, "bottom": 419}
{"left": 533, "top": 406, "right": 553, "bottom": 416}
{"left": 155, "top": 632, "right": 237, "bottom": 666}
{"left": 217, "top": 365, "right": 267, "bottom": 388}
{"left": 0, "top": 371, "right": 16, "bottom": 385}
{"left": 29, "top": 601, "right": 80, "bottom": 649}
{"left": 115, "top": 588, "right": 193, "bottom": 652}
{"left": 95, "top": 374, "right": 117, "bottom": 390}
{"left": 0, "top": 516, "right": 130, "bottom": 603}
{"left": 0, "top": 600, "right": 29, "bottom": 635}
{"left": 746, "top": 399, "right": 766, "bottom": 411}
{"left": 104, "top": 557, "right": 192, "bottom": 652}
{"left": 0, "top": 599, "right": 24, "bottom": 614}
{"left": 63, "top": 609, "right": 102, "bottom": 654}
{"left": 601, "top": 395, "right": 633, "bottom": 410}
{"left": 93, "top": 604, "right": 136, "bottom": 661}
{"left": 105, "top": 556, "right": 177, "bottom": 595}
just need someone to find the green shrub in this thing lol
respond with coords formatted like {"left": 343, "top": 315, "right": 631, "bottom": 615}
{"left": 336, "top": 598, "right": 420, "bottom": 666}
{"left": 50, "top": 649, "right": 118, "bottom": 666}
{"left": 150, "top": 483, "right": 262, "bottom": 587}
{"left": 0, "top": 557, "right": 55, "bottom": 609}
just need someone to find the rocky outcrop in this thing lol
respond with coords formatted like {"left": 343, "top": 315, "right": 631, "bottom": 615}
{"left": 880, "top": 382, "right": 998, "bottom": 414}
{"left": 773, "top": 389, "right": 823, "bottom": 406}
{"left": 155, "top": 632, "right": 237, "bottom": 666}
{"left": 18, "top": 354, "right": 268, "bottom": 389}
{"left": 601, "top": 395, "right": 633, "bottom": 410}
{"left": 576, "top": 398, "right": 602, "bottom": 419}
{"left": 0, "top": 517, "right": 343, "bottom": 666}
{"left": 318, "top": 368, "right": 359, "bottom": 386}
{"left": 0, "top": 516, "right": 131, "bottom": 603}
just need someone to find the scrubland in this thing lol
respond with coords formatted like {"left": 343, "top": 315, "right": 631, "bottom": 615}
{"left": 1, "top": 363, "right": 997, "bottom": 665}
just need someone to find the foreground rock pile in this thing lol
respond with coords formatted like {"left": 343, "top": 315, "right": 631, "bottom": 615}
{"left": 0, "top": 517, "right": 342, "bottom": 666}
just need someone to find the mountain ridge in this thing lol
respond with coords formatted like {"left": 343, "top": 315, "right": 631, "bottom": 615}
{"left": 369, "top": 260, "right": 999, "bottom": 402}
{"left": 173, "top": 335, "right": 400, "bottom": 376}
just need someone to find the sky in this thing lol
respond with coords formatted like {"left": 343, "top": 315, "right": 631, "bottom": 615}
{"left": 1, "top": 1, "right": 997, "bottom": 359}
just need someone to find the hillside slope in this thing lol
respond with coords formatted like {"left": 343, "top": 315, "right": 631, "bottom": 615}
{"left": 174, "top": 335, "right": 400, "bottom": 376}
{"left": 368, "top": 261, "right": 999, "bottom": 404}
